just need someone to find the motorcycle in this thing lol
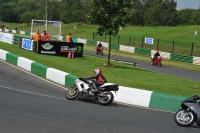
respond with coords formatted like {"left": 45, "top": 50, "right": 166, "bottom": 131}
{"left": 151, "top": 56, "right": 162, "bottom": 67}
{"left": 65, "top": 77, "right": 119, "bottom": 106}
{"left": 174, "top": 94, "right": 200, "bottom": 127}
{"left": 96, "top": 46, "right": 103, "bottom": 55}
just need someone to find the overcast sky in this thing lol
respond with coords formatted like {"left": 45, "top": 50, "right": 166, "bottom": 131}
{"left": 174, "top": 0, "right": 200, "bottom": 10}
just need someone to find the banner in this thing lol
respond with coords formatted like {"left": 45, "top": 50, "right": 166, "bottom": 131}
{"left": 37, "top": 41, "right": 83, "bottom": 57}
{"left": 145, "top": 37, "right": 154, "bottom": 45}
{"left": 22, "top": 38, "right": 34, "bottom": 51}
{"left": 0, "top": 32, "right": 13, "bottom": 44}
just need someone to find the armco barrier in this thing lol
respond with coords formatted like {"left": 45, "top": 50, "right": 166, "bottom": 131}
{"left": 170, "top": 53, "right": 193, "bottom": 63}
{"left": 111, "top": 43, "right": 120, "bottom": 50}
{"left": 31, "top": 62, "right": 48, "bottom": 78}
{"left": 149, "top": 92, "right": 187, "bottom": 112}
{"left": 0, "top": 48, "right": 188, "bottom": 112}
{"left": 193, "top": 56, "right": 200, "bottom": 65}
{"left": 86, "top": 40, "right": 96, "bottom": 46}
{"left": 6, "top": 53, "right": 19, "bottom": 65}
{"left": 113, "top": 86, "right": 153, "bottom": 107}
{"left": 65, "top": 74, "right": 78, "bottom": 88}
{"left": 0, "top": 49, "right": 8, "bottom": 60}
{"left": 18, "top": 57, "right": 34, "bottom": 71}
{"left": 46, "top": 68, "right": 68, "bottom": 86}
{"left": 119, "top": 45, "right": 135, "bottom": 53}
{"left": 135, "top": 47, "right": 151, "bottom": 56}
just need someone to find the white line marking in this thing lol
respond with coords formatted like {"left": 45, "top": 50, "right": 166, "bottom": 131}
{"left": 0, "top": 59, "right": 68, "bottom": 90}
{"left": 0, "top": 84, "right": 66, "bottom": 101}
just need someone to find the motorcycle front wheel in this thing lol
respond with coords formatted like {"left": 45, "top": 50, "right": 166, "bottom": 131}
{"left": 97, "top": 91, "right": 114, "bottom": 106}
{"left": 158, "top": 61, "right": 162, "bottom": 67}
{"left": 65, "top": 86, "right": 79, "bottom": 100}
{"left": 174, "top": 109, "right": 195, "bottom": 127}
{"left": 151, "top": 60, "right": 154, "bottom": 65}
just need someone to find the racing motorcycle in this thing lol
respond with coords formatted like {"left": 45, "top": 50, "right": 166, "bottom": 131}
{"left": 65, "top": 77, "right": 119, "bottom": 106}
{"left": 174, "top": 94, "right": 200, "bottom": 127}
{"left": 151, "top": 56, "right": 162, "bottom": 67}
{"left": 96, "top": 46, "right": 103, "bottom": 55}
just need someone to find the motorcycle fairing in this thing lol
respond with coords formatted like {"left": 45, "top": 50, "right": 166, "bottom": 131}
{"left": 74, "top": 79, "right": 90, "bottom": 92}
{"left": 100, "top": 83, "right": 119, "bottom": 91}
{"left": 183, "top": 103, "right": 200, "bottom": 115}
{"left": 183, "top": 103, "right": 200, "bottom": 125}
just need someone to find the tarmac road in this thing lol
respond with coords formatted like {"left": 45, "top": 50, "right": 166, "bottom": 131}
{"left": 0, "top": 60, "right": 200, "bottom": 133}
{"left": 84, "top": 50, "right": 200, "bottom": 82}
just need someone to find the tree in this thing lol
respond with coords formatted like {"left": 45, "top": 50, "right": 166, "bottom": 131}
{"left": 20, "top": 12, "right": 36, "bottom": 23}
{"left": 143, "top": 0, "right": 178, "bottom": 26}
{"left": 0, "top": 4, "right": 15, "bottom": 22}
{"left": 178, "top": 8, "right": 196, "bottom": 25}
{"left": 87, "top": 0, "right": 134, "bottom": 66}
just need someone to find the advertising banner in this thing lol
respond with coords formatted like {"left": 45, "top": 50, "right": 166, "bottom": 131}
{"left": 22, "top": 38, "right": 34, "bottom": 51}
{"left": 145, "top": 37, "right": 154, "bottom": 45}
{"left": 37, "top": 41, "right": 83, "bottom": 57}
{"left": 0, "top": 32, "right": 13, "bottom": 44}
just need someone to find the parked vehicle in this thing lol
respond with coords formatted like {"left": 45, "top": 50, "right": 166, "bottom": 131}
{"left": 151, "top": 56, "right": 162, "bottom": 66}
{"left": 174, "top": 94, "right": 200, "bottom": 127}
{"left": 65, "top": 77, "right": 119, "bottom": 106}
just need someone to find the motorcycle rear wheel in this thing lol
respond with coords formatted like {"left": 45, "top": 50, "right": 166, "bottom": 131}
{"left": 65, "top": 86, "right": 79, "bottom": 100}
{"left": 174, "top": 109, "right": 195, "bottom": 127}
{"left": 97, "top": 91, "right": 114, "bottom": 106}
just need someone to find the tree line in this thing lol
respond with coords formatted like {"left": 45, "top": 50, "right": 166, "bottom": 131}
{"left": 0, "top": 0, "right": 200, "bottom": 26}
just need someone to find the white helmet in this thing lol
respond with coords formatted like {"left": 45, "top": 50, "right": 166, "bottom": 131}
{"left": 94, "top": 68, "right": 102, "bottom": 75}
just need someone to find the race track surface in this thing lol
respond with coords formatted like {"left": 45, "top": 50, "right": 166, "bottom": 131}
{"left": 84, "top": 51, "right": 200, "bottom": 82}
{"left": 0, "top": 60, "right": 200, "bottom": 133}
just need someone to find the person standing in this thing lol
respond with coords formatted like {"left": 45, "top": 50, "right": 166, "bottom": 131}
{"left": 41, "top": 30, "right": 51, "bottom": 41}
{"left": 66, "top": 33, "right": 74, "bottom": 58}
{"left": 32, "top": 30, "right": 41, "bottom": 53}
{"left": 66, "top": 33, "right": 74, "bottom": 43}
{"left": 33, "top": 30, "right": 41, "bottom": 42}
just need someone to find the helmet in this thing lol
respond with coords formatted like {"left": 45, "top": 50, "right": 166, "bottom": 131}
{"left": 94, "top": 68, "right": 102, "bottom": 75}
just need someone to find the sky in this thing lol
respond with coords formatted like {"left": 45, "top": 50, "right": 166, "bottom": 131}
{"left": 174, "top": 0, "right": 200, "bottom": 10}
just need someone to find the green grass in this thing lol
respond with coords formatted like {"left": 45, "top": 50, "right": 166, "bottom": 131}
{"left": 0, "top": 42, "right": 200, "bottom": 97}
{"left": 3, "top": 22, "right": 200, "bottom": 56}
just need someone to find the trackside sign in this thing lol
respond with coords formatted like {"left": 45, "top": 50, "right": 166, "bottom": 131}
{"left": 0, "top": 32, "right": 13, "bottom": 44}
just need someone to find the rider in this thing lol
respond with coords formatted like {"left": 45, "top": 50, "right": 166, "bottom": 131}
{"left": 97, "top": 43, "right": 103, "bottom": 49}
{"left": 152, "top": 50, "right": 160, "bottom": 62}
{"left": 83, "top": 68, "right": 107, "bottom": 95}
{"left": 97, "top": 43, "right": 103, "bottom": 51}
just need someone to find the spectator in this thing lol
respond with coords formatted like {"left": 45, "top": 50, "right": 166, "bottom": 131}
{"left": 33, "top": 30, "right": 41, "bottom": 43}
{"left": 66, "top": 33, "right": 74, "bottom": 58}
{"left": 41, "top": 30, "right": 51, "bottom": 41}
{"left": 66, "top": 33, "right": 74, "bottom": 43}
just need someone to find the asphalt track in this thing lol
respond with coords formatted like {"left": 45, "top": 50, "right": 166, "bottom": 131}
{"left": 84, "top": 51, "right": 200, "bottom": 82}
{"left": 0, "top": 59, "right": 200, "bottom": 132}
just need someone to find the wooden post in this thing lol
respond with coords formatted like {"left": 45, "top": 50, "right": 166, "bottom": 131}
{"left": 18, "top": 37, "right": 22, "bottom": 49}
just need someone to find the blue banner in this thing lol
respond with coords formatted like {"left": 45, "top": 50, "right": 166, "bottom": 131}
{"left": 145, "top": 37, "right": 154, "bottom": 45}
{"left": 22, "top": 38, "right": 33, "bottom": 51}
